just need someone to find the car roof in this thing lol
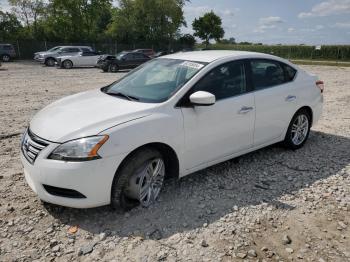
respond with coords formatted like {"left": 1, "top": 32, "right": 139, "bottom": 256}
{"left": 59, "top": 46, "right": 92, "bottom": 48}
{"left": 163, "top": 50, "right": 283, "bottom": 63}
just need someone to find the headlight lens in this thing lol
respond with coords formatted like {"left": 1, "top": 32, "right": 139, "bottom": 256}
{"left": 48, "top": 135, "right": 109, "bottom": 161}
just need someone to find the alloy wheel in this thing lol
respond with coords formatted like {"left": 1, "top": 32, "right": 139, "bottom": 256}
{"left": 125, "top": 158, "right": 165, "bottom": 207}
{"left": 63, "top": 60, "right": 73, "bottom": 69}
{"left": 2, "top": 55, "right": 10, "bottom": 62}
{"left": 291, "top": 114, "right": 309, "bottom": 145}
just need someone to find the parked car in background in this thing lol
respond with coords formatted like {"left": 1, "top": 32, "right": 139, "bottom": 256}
{"left": 0, "top": 44, "right": 16, "bottom": 62}
{"left": 34, "top": 46, "right": 93, "bottom": 66}
{"left": 56, "top": 51, "right": 102, "bottom": 69}
{"left": 97, "top": 51, "right": 151, "bottom": 72}
{"left": 20, "top": 50, "right": 323, "bottom": 209}
{"left": 154, "top": 51, "right": 170, "bottom": 57}
{"left": 132, "top": 49, "right": 155, "bottom": 57}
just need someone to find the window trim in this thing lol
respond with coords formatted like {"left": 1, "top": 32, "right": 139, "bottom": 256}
{"left": 249, "top": 58, "right": 298, "bottom": 92}
{"left": 176, "top": 59, "right": 253, "bottom": 108}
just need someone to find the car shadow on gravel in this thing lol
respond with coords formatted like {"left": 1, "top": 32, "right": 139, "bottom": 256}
{"left": 45, "top": 130, "right": 350, "bottom": 240}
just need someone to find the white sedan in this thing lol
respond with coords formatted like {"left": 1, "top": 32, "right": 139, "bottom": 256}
{"left": 20, "top": 51, "right": 323, "bottom": 209}
{"left": 56, "top": 51, "right": 101, "bottom": 69}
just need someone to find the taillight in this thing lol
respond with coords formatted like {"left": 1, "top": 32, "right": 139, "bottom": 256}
{"left": 316, "top": 80, "right": 324, "bottom": 93}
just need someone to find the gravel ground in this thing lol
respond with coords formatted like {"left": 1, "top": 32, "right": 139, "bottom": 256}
{"left": 0, "top": 62, "right": 349, "bottom": 262}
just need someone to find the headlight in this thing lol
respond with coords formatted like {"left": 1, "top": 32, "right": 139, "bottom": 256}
{"left": 48, "top": 135, "right": 109, "bottom": 161}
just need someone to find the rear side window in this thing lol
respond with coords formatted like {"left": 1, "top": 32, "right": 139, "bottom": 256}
{"left": 192, "top": 61, "right": 247, "bottom": 100}
{"left": 81, "top": 48, "right": 91, "bottom": 52}
{"left": 250, "top": 60, "right": 285, "bottom": 90}
{"left": 283, "top": 64, "right": 297, "bottom": 82}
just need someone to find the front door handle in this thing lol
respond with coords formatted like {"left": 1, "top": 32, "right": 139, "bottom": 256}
{"left": 239, "top": 106, "right": 254, "bottom": 114}
{"left": 285, "top": 95, "right": 296, "bottom": 102}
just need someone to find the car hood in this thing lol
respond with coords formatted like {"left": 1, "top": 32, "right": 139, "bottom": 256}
{"left": 30, "top": 89, "right": 156, "bottom": 142}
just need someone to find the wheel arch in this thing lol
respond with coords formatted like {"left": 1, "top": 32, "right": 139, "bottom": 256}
{"left": 295, "top": 106, "right": 313, "bottom": 126}
{"left": 115, "top": 142, "right": 180, "bottom": 180}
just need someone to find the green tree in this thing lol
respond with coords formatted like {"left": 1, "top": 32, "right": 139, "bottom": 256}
{"left": 192, "top": 11, "right": 224, "bottom": 48}
{"left": 178, "top": 34, "right": 196, "bottom": 48}
{"left": 0, "top": 10, "right": 23, "bottom": 41}
{"left": 107, "top": 0, "right": 187, "bottom": 48}
{"left": 8, "top": 0, "right": 45, "bottom": 37}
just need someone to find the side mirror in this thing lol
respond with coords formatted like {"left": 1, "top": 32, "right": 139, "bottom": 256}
{"left": 189, "top": 91, "right": 216, "bottom": 106}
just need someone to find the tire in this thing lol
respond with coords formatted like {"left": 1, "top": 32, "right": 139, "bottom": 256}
{"left": 45, "top": 58, "right": 55, "bottom": 67}
{"left": 109, "top": 63, "right": 119, "bottom": 73}
{"left": 2, "top": 54, "right": 10, "bottom": 62}
{"left": 62, "top": 60, "right": 73, "bottom": 69}
{"left": 111, "top": 148, "right": 165, "bottom": 211}
{"left": 283, "top": 109, "right": 311, "bottom": 150}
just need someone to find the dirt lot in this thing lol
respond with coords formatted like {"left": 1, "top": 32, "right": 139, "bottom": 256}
{"left": 0, "top": 62, "right": 349, "bottom": 262}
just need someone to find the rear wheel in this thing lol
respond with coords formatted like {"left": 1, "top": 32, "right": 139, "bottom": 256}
{"left": 62, "top": 60, "right": 73, "bottom": 69}
{"left": 284, "top": 109, "right": 311, "bottom": 149}
{"left": 111, "top": 148, "right": 165, "bottom": 211}
{"left": 2, "top": 54, "right": 10, "bottom": 62}
{"left": 109, "top": 63, "right": 119, "bottom": 73}
{"left": 45, "top": 58, "right": 55, "bottom": 67}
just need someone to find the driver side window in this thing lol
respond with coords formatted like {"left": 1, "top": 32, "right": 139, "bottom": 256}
{"left": 191, "top": 61, "right": 247, "bottom": 101}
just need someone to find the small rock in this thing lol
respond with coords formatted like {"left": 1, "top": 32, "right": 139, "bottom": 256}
{"left": 261, "top": 246, "right": 268, "bottom": 252}
{"left": 247, "top": 249, "right": 257, "bottom": 257}
{"left": 78, "top": 243, "right": 95, "bottom": 256}
{"left": 99, "top": 232, "right": 107, "bottom": 241}
{"left": 236, "top": 252, "right": 247, "bottom": 259}
{"left": 285, "top": 247, "right": 294, "bottom": 254}
{"left": 282, "top": 235, "right": 292, "bottom": 245}
{"left": 338, "top": 221, "right": 347, "bottom": 229}
{"left": 46, "top": 227, "right": 54, "bottom": 234}
{"left": 52, "top": 245, "right": 60, "bottom": 252}
{"left": 201, "top": 240, "right": 209, "bottom": 247}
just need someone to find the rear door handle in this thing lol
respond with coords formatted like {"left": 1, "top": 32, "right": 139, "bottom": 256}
{"left": 285, "top": 95, "right": 296, "bottom": 102}
{"left": 239, "top": 106, "right": 254, "bottom": 114}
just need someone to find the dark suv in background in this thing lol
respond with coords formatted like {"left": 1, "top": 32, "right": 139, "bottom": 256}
{"left": 0, "top": 44, "right": 16, "bottom": 62}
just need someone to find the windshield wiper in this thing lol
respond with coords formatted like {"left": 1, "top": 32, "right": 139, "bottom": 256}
{"left": 106, "top": 91, "right": 139, "bottom": 101}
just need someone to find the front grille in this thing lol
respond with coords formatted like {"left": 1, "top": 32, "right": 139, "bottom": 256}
{"left": 21, "top": 129, "right": 49, "bottom": 164}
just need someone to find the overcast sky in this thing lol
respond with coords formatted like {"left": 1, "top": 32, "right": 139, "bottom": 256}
{"left": 1, "top": 0, "right": 349, "bottom": 44}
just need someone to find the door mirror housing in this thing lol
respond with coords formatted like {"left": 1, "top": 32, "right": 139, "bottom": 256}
{"left": 189, "top": 91, "right": 216, "bottom": 106}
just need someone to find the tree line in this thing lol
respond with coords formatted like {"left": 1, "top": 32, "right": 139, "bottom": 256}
{"left": 0, "top": 0, "right": 230, "bottom": 49}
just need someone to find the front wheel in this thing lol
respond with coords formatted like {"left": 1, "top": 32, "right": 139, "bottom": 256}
{"left": 111, "top": 148, "right": 165, "bottom": 211}
{"left": 62, "top": 60, "right": 73, "bottom": 69}
{"left": 109, "top": 63, "right": 119, "bottom": 73}
{"left": 45, "top": 58, "right": 55, "bottom": 67}
{"left": 283, "top": 109, "right": 311, "bottom": 149}
{"left": 2, "top": 54, "right": 10, "bottom": 62}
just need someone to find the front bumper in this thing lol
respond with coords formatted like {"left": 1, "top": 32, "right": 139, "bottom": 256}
{"left": 97, "top": 61, "right": 109, "bottom": 71}
{"left": 20, "top": 141, "right": 126, "bottom": 208}
{"left": 34, "top": 56, "right": 45, "bottom": 63}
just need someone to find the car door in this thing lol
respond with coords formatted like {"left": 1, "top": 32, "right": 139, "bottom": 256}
{"left": 132, "top": 53, "right": 148, "bottom": 67}
{"left": 180, "top": 60, "right": 255, "bottom": 171}
{"left": 80, "top": 52, "right": 98, "bottom": 66}
{"left": 250, "top": 59, "right": 299, "bottom": 146}
{"left": 121, "top": 53, "right": 134, "bottom": 68}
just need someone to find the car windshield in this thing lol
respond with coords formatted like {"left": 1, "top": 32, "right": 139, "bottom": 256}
{"left": 48, "top": 47, "right": 61, "bottom": 52}
{"left": 103, "top": 58, "right": 207, "bottom": 103}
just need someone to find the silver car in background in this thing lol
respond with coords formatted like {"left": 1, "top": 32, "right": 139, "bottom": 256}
{"left": 34, "top": 46, "right": 93, "bottom": 66}
{"left": 56, "top": 51, "right": 102, "bottom": 69}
